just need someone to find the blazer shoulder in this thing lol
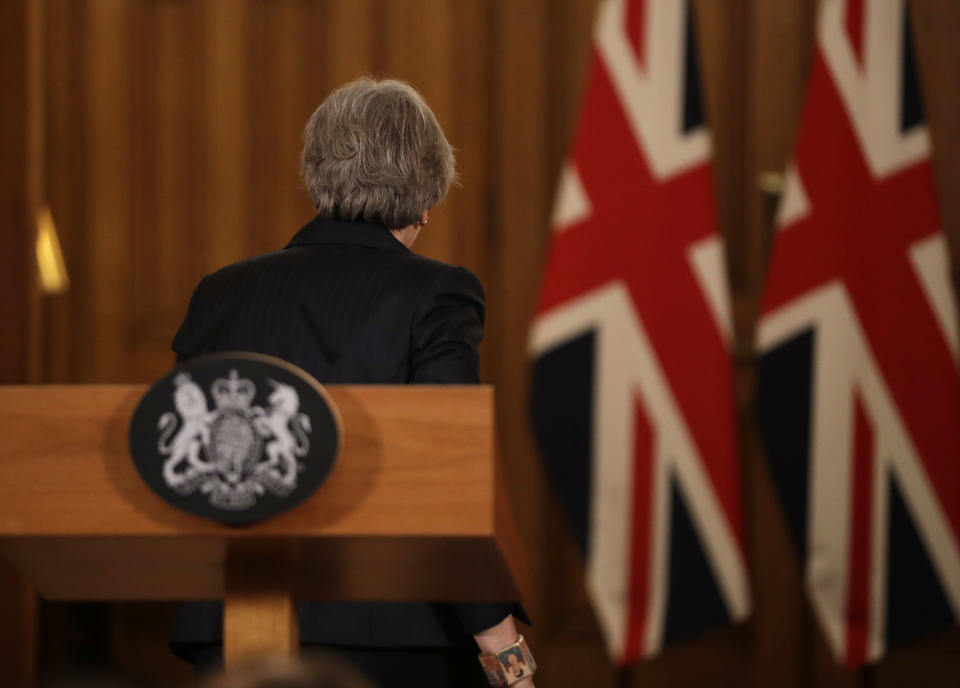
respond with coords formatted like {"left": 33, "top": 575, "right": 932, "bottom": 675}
{"left": 204, "top": 249, "right": 291, "bottom": 284}
{"left": 405, "top": 254, "right": 485, "bottom": 302}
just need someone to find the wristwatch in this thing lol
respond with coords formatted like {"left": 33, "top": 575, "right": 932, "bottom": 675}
{"left": 477, "top": 634, "right": 537, "bottom": 687}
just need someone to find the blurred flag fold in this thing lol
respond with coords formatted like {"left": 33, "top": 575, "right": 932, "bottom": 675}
{"left": 756, "top": 0, "right": 960, "bottom": 667}
{"left": 529, "top": 0, "right": 749, "bottom": 665}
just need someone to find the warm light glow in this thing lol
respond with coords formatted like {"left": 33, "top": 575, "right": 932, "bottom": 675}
{"left": 757, "top": 171, "right": 786, "bottom": 194}
{"left": 35, "top": 205, "right": 69, "bottom": 294}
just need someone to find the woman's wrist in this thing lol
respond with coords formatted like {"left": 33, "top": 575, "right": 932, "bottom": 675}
{"left": 473, "top": 613, "right": 521, "bottom": 653}
{"left": 474, "top": 617, "right": 537, "bottom": 687}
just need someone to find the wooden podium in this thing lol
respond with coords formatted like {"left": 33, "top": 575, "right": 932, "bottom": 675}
{"left": 0, "top": 385, "right": 526, "bottom": 666}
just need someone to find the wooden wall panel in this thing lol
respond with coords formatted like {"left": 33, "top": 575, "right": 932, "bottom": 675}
{"left": 247, "top": 0, "right": 281, "bottom": 260}
{"left": 384, "top": 0, "right": 456, "bottom": 263}
{"left": 40, "top": 1, "right": 73, "bottom": 384}
{"left": 447, "top": 1, "right": 494, "bottom": 273}
{"left": 85, "top": 0, "right": 136, "bottom": 383}
{"left": 19, "top": 0, "right": 960, "bottom": 685}
{"left": 912, "top": 0, "right": 960, "bottom": 294}
{"left": 139, "top": 1, "right": 184, "bottom": 350}
{"left": 326, "top": 0, "right": 375, "bottom": 86}
{"left": 42, "top": 0, "right": 88, "bottom": 384}
{"left": 0, "top": 1, "right": 43, "bottom": 683}
{"left": 492, "top": 0, "right": 552, "bottom": 621}
{"left": 0, "top": 556, "right": 37, "bottom": 688}
{"left": 535, "top": 2, "right": 603, "bottom": 661}
{"left": 204, "top": 0, "right": 250, "bottom": 273}
{"left": 0, "top": 0, "right": 41, "bottom": 385}
{"left": 743, "top": 2, "right": 818, "bottom": 687}
{"left": 271, "top": 1, "right": 317, "bottom": 248}
{"left": 131, "top": 0, "right": 205, "bottom": 377}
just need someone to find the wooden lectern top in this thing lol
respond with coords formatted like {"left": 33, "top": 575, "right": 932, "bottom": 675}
{"left": 0, "top": 385, "right": 526, "bottom": 606}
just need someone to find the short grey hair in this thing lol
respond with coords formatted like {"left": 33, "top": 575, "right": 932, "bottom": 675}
{"left": 300, "top": 77, "right": 456, "bottom": 229}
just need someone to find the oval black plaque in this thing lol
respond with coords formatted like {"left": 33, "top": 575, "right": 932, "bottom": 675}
{"left": 129, "top": 352, "right": 341, "bottom": 525}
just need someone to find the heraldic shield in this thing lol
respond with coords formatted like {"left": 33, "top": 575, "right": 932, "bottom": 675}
{"left": 129, "top": 353, "right": 341, "bottom": 525}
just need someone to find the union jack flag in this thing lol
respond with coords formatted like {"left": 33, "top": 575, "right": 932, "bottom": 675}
{"left": 756, "top": 0, "right": 960, "bottom": 667}
{"left": 529, "top": 0, "right": 749, "bottom": 664}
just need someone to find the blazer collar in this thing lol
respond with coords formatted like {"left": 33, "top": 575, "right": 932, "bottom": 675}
{"left": 285, "top": 216, "right": 409, "bottom": 252}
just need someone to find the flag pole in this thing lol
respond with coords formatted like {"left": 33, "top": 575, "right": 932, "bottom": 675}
{"left": 617, "top": 666, "right": 635, "bottom": 688}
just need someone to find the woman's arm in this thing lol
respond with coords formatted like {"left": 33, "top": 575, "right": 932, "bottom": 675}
{"left": 409, "top": 265, "right": 485, "bottom": 383}
{"left": 411, "top": 265, "right": 536, "bottom": 685}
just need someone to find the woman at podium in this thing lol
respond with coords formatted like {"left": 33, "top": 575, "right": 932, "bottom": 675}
{"left": 169, "top": 77, "right": 535, "bottom": 688}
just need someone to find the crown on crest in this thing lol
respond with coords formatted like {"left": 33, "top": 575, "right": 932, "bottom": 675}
{"left": 211, "top": 369, "right": 256, "bottom": 410}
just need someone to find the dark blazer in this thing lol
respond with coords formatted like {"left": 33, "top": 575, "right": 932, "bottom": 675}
{"left": 169, "top": 216, "right": 527, "bottom": 659}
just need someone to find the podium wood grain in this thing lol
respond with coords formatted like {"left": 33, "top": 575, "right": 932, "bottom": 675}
{"left": 0, "top": 385, "right": 527, "bottom": 658}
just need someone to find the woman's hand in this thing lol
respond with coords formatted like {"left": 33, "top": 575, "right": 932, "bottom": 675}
{"left": 473, "top": 614, "right": 537, "bottom": 688}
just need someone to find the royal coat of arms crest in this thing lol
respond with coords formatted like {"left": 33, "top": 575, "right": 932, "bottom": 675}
{"left": 129, "top": 354, "right": 339, "bottom": 524}
{"left": 157, "top": 369, "right": 312, "bottom": 509}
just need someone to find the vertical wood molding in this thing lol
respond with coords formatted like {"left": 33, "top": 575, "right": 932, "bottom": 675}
{"left": 383, "top": 0, "right": 455, "bottom": 263}
{"left": 25, "top": 0, "right": 45, "bottom": 385}
{"left": 51, "top": 0, "right": 91, "bottom": 383}
{"left": 493, "top": 0, "right": 551, "bottom": 628}
{"left": 743, "top": 2, "right": 817, "bottom": 681}
{"left": 744, "top": 0, "right": 816, "bottom": 297}
{"left": 910, "top": 0, "right": 960, "bottom": 296}
{"left": 536, "top": 0, "right": 601, "bottom": 639}
{"left": 695, "top": 0, "right": 747, "bottom": 303}
{"left": 146, "top": 1, "right": 187, "bottom": 337}
{"left": 204, "top": 0, "right": 250, "bottom": 272}
{"left": 326, "top": 0, "right": 375, "bottom": 85}
{"left": 43, "top": 0, "right": 74, "bottom": 383}
{"left": 0, "top": 1, "right": 42, "bottom": 682}
{"left": 248, "top": 1, "right": 282, "bottom": 259}
{"left": 0, "top": 555, "right": 37, "bottom": 688}
{"left": 86, "top": 0, "right": 135, "bottom": 382}
{"left": 449, "top": 0, "right": 495, "bottom": 345}
{"left": 272, "top": 1, "right": 315, "bottom": 248}
{"left": 0, "top": 0, "right": 39, "bottom": 385}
